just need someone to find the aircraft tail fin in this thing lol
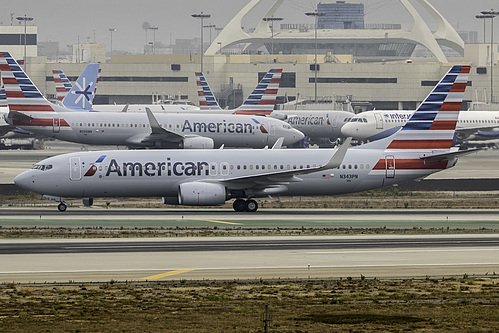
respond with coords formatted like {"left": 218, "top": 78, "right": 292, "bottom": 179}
{"left": 195, "top": 72, "right": 221, "bottom": 110}
{"left": 234, "top": 68, "right": 282, "bottom": 115}
{"left": 0, "top": 52, "right": 57, "bottom": 113}
{"left": 61, "top": 63, "right": 100, "bottom": 111}
{"left": 385, "top": 65, "right": 471, "bottom": 151}
{"left": 52, "top": 70, "right": 72, "bottom": 102}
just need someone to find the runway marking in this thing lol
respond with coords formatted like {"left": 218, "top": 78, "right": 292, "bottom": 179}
{"left": 195, "top": 219, "right": 243, "bottom": 225}
{"left": 140, "top": 269, "right": 194, "bottom": 280}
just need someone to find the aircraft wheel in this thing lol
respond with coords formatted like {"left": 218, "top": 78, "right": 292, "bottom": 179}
{"left": 245, "top": 199, "right": 258, "bottom": 212}
{"left": 233, "top": 199, "right": 246, "bottom": 212}
{"left": 58, "top": 202, "right": 67, "bottom": 212}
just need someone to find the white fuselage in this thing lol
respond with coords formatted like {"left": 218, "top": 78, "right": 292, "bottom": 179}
{"left": 341, "top": 110, "right": 499, "bottom": 141}
{"left": 11, "top": 111, "right": 303, "bottom": 148}
{"left": 14, "top": 144, "right": 455, "bottom": 201}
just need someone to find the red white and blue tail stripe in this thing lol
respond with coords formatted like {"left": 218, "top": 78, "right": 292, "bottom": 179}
{"left": 195, "top": 72, "right": 221, "bottom": 110}
{"left": 52, "top": 70, "right": 72, "bottom": 102}
{"left": 234, "top": 69, "right": 282, "bottom": 115}
{"left": 387, "top": 65, "right": 470, "bottom": 150}
{"left": 0, "top": 52, "right": 56, "bottom": 112}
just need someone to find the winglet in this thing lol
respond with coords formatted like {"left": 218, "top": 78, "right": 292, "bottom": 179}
{"left": 145, "top": 107, "right": 164, "bottom": 134}
{"left": 121, "top": 104, "right": 129, "bottom": 113}
{"left": 271, "top": 137, "right": 284, "bottom": 149}
{"left": 321, "top": 137, "right": 352, "bottom": 170}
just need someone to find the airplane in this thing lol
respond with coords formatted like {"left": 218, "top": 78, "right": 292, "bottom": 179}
{"left": 196, "top": 71, "right": 352, "bottom": 147}
{"left": 14, "top": 64, "right": 475, "bottom": 212}
{"left": 341, "top": 107, "right": 499, "bottom": 143}
{"left": 1, "top": 52, "right": 303, "bottom": 149}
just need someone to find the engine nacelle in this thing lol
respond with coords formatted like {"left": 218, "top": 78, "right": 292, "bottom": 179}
{"left": 270, "top": 112, "right": 287, "bottom": 120}
{"left": 182, "top": 136, "right": 214, "bottom": 149}
{"left": 178, "top": 182, "right": 227, "bottom": 206}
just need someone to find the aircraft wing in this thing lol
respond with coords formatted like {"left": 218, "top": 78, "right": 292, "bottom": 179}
{"left": 212, "top": 138, "right": 352, "bottom": 190}
{"left": 140, "top": 107, "right": 185, "bottom": 144}
{"left": 0, "top": 125, "right": 16, "bottom": 137}
{"left": 456, "top": 126, "right": 499, "bottom": 139}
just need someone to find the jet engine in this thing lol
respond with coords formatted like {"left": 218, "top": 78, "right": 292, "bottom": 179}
{"left": 182, "top": 136, "right": 214, "bottom": 149}
{"left": 178, "top": 182, "right": 227, "bottom": 206}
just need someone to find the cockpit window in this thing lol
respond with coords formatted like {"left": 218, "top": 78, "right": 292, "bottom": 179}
{"left": 33, "top": 164, "right": 53, "bottom": 171}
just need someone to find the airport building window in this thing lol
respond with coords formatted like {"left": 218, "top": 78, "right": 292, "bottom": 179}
{"left": 315, "top": 77, "right": 397, "bottom": 84}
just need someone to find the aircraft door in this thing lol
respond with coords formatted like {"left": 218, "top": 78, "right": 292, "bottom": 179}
{"left": 269, "top": 122, "right": 276, "bottom": 137}
{"left": 385, "top": 155, "right": 395, "bottom": 178}
{"left": 374, "top": 113, "right": 383, "bottom": 129}
{"left": 53, "top": 117, "right": 61, "bottom": 133}
{"left": 69, "top": 157, "right": 82, "bottom": 181}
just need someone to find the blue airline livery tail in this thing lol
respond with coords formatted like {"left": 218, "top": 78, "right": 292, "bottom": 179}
{"left": 195, "top": 69, "right": 282, "bottom": 115}
{"left": 61, "top": 63, "right": 100, "bottom": 111}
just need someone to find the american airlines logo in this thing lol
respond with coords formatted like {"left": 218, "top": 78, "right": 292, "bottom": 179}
{"left": 287, "top": 116, "right": 325, "bottom": 126}
{"left": 105, "top": 158, "right": 210, "bottom": 177}
{"left": 181, "top": 118, "right": 267, "bottom": 134}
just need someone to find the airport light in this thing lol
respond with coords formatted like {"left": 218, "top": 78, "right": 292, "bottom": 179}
{"left": 203, "top": 24, "right": 216, "bottom": 45}
{"left": 109, "top": 28, "right": 116, "bottom": 57}
{"left": 217, "top": 42, "right": 222, "bottom": 54}
{"left": 16, "top": 15, "right": 33, "bottom": 71}
{"left": 191, "top": 12, "right": 211, "bottom": 73}
{"left": 305, "top": 10, "right": 325, "bottom": 103}
{"left": 263, "top": 16, "right": 283, "bottom": 55}
{"left": 476, "top": 11, "right": 499, "bottom": 103}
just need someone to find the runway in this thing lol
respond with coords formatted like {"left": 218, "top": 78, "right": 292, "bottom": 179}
{"left": 1, "top": 235, "right": 498, "bottom": 283}
{"left": 1, "top": 207, "right": 499, "bottom": 228}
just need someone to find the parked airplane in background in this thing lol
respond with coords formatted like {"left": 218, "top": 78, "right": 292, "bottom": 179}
{"left": 341, "top": 109, "right": 499, "bottom": 143}
{"left": 196, "top": 71, "right": 352, "bottom": 147}
{"left": 52, "top": 69, "right": 73, "bottom": 102}
{"left": 1, "top": 52, "right": 303, "bottom": 149}
{"left": 14, "top": 65, "right": 474, "bottom": 212}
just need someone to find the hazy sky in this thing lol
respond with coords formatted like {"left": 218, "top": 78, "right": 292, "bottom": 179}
{"left": 1, "top": 0, "right": 498, "bottom": 53}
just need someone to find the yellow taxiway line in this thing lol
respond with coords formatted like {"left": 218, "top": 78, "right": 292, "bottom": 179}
{"left": 140, "top": 269, "right": 194, "bottom": 280}
{"left": 195, "top": 219, "right": 243, "bottom": 225}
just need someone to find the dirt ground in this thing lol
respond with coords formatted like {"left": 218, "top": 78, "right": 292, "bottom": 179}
{"left": 0, "top": 277, "right": 498, "bottom": 332}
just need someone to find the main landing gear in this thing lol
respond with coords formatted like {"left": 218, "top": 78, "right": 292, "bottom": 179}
{"left": 232, "top": 199, "right": 258, "bottom": 212}
{"left": 57, "top": 202, "right": 67, "bottom": 212}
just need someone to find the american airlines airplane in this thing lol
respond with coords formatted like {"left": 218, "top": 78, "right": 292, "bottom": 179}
{"left": 1, "top": 52, "right": 303, "bottom": 149}
{"left": 196, "top": 71, "right": 352, "bottom": 146}
{"left": 14, "top": 65, "right": 474, "bottom": 212}
{"left": 341, "top": 108, "right": 499, "bottom": 142}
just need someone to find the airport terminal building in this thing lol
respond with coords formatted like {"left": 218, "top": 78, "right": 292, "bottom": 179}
{"left": 1, "top": 0, "right": 498, "bottom": 111}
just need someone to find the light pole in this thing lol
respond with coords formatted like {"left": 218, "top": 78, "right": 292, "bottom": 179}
{"left": 203, "top": 24, "right": 216, "bottom": 46}
{"left": 109, "top": 28, "right": 116, "bottom": 57}
{"left": 148, "top": 26, "right": 158, "bottom": 54}
{"left": 477, "top": 11, "right": 499, "bottom": 103}
{"left": 191, "top": 12, "right": 211, "bottom": 73}
{"left": 263, "top": 16, "right": 283, "bottom": 55}
{"left": 217, "top": 42, "right": 222, "bottom": 54}
{"left": 305, "top": 10, "right": 325, "bottom": 103}
{"left": 16, "top": 15, "right": 33, "bottom": 71}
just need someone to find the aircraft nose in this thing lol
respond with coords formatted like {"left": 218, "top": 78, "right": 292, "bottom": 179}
{"left": 14, "top": 170, "right": 34, "bottom": 191}
{"left": 341, "top": 123, "right": 357, "bottom": 137}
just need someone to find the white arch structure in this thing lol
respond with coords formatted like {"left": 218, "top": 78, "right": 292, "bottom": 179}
{"left": 205, "top": 0, "right": 464, "bottom": 63}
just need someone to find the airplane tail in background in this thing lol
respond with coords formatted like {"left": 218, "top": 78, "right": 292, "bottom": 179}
{"left": 234, "top": 68, "right": 282, "bottom": 115}
{"left": 387, "top": 65, "right": 470, "bottom": 150}
{"left": 0, "top": 52, "right": 57, "bottom": 113}
{"left": 61, "top": 63, "right": 100, "bottom": 111}
{"left": 52, "top": 70, "right": 72, "bottom": 102}
{"left": 195, "top": 72, "right": 221, "bottom": 110}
